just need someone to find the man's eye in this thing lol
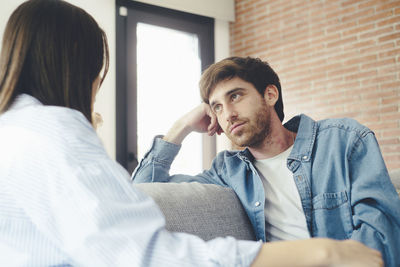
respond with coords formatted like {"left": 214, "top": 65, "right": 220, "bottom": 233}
{"left": 214, "top": 105, "right": 222, "bottom": 113}
{"left": 231, "top": 94, "right": 240, "bottom": 101}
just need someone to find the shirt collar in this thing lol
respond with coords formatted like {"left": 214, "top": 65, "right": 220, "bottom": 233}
{"left": 9, "top": 94, "right": 42, "bottom": 111}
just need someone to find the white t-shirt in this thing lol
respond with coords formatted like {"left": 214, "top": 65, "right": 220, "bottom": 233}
{"left": 254, "top": 145, "right": 310, "bottom": 241}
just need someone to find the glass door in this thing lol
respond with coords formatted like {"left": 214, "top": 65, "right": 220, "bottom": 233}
{"left": 116, "top": 0, "right": 214, "bottom": 174}
{"left": 136, "top": 23, "right": 202, "bottom": 174}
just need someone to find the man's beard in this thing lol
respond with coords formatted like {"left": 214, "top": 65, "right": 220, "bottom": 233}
{"left": 227, "top": 102, "right": 271, "bottom": 148}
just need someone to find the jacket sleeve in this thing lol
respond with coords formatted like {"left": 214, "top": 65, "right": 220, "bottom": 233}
{"left": 348, "top": 131, "right": 400, "bottom": 267}
{"left": 131, "top": 136, "right": 228, "bottom": 186}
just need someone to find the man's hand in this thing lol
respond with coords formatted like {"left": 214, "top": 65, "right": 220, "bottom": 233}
{"left": 163, "top": 103, "right": 222, "bottom": 145}
{"left": 183, "top": 103, "right": 222, "bottom": 135}
{"left": 327, "top": 239, "right": 383, "bottom": 267}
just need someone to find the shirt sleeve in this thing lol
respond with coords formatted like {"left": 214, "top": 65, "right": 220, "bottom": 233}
{"left": 348, "top": 131, "right": 400, "bottom": 267}
{"left": 132, "top": 136, "right": 228, "bottom": 186}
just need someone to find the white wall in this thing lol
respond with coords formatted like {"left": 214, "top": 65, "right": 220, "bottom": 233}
{"left": 0, "top": 2, "right": 21, "bottom": 39}
{"left": 0, "top": 0, "right": 233, "bottom": 159}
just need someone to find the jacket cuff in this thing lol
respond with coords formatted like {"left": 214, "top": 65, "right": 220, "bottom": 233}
{"left": 149, "top": 135, "right": 181, "bottom": 164}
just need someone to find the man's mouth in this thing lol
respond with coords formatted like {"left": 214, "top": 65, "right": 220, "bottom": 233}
{"left": 230, "top": 122, "right": 246, "bottom": 134}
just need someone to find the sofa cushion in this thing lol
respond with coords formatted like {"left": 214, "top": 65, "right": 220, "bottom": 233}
{"left": 134, "top": 182, "right": 256, "bottom": 241}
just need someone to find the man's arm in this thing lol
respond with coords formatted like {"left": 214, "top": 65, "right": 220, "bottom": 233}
{"left": 348, "top": 131, "right": 400, "bottom": 267}
{"left": 252, "top": 238, "right": 383, "bottom": 267}
{"left": 163, "top": 103, "right": 221, "bottom": 145}
{"left": 132, "top": 103, "right": 224, "bottom": 185}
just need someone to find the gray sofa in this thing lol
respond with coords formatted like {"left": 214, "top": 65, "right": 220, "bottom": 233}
{"left": 134, "top": 182, "right": 256, "bottom": 241}
{"left": 134, "top": 171, "right": 400, "bottom": 241}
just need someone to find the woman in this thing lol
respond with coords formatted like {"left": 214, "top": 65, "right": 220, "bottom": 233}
{"left": 0, "top": 1, "right": 383, "bottom": 266}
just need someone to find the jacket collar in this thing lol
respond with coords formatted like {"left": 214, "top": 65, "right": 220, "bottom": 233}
{"left": 238, "top": 147, "right": 255, "bottom": 162}
{"left": 285, "top": 114, "right": 317, "bottom": 169}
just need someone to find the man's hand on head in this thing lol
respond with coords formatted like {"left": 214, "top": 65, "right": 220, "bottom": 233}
{"left": 198, "top": 103, "right": 222, "bottom": 136}
{"left": 163, "top": 103, "right": 222, "bottom": 145}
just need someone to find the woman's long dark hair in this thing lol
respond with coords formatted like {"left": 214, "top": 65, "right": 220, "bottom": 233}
{"left": 0, "top": 0, "right": 109, "bottom": 122}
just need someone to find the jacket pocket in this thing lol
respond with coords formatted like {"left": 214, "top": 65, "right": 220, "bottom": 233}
{"left": 312, "top": 191, "right": 353, "bottom": 238}
{"left": 312, "top": 191, "right": 348, "bottom": 210}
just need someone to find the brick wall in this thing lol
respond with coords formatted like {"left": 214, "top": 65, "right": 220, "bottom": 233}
{"left": 230, "top": 0, "right": 400, "bottom": 173}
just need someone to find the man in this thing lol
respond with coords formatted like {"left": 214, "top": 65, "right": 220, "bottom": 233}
{"left": 132, "top": 57, "right": 399, "bottom": 266}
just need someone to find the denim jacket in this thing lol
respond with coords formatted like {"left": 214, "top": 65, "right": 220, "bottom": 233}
{"left": 132, "top": 114, "right": 400, "bottom": 267}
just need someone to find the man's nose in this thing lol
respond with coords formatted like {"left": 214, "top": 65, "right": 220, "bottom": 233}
{"left": 224, "top": 104, "right": 238, "bottom": 122}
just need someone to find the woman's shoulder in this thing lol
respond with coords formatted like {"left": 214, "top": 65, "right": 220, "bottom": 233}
{"left": 0, "top": 95, "right": 105, "bottom": 160}
{"left": 3, "top": 98, "right": 91, "bottom": 137}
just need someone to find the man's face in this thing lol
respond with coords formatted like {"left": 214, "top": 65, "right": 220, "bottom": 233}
{"left": 209, "top": 77, "right": 272, "bottom": 148}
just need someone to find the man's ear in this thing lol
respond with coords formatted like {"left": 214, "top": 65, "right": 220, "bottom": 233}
{"left": 263, "top": 85, "right": 279, "bottom": 106}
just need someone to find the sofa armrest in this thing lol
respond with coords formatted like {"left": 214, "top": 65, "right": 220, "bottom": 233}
{"left": 134, "top": 182, "right": 256, "bottom": 241}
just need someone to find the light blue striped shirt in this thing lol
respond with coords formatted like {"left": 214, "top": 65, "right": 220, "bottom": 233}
{"left": 0, "top": 94, "right": 261, "bottom": 267}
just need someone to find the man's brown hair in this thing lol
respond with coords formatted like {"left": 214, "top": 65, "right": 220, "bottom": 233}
{"left": 199, "top": 56, "right": 284, "bottom": 122}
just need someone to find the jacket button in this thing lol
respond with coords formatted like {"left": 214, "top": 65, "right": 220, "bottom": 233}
{"left": 302, "top": 155, "right": 308, "bottom": 160}
{"left": 255, "top": 201, "right": 261, "bottom": 207}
